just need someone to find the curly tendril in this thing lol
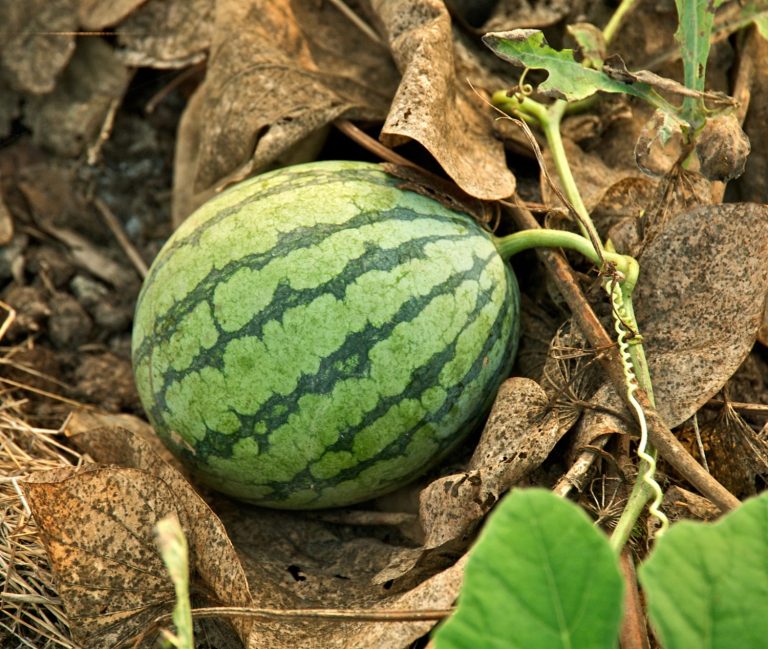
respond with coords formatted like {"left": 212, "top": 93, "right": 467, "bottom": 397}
{"left": 608, "top": 280, "right": 670, "bottom": 537}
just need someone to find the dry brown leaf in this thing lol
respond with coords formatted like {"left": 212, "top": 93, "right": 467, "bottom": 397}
{"left": 373, "top": 0, "right": 516, "bottom": 200}
{"left": 216, "top": 497, "right": 462, "bottom": 649}
{"left": 24, "top": 38, "right": 132, "bottom": 157}
{"left": 65, "top": 408, "right": 181, "bottom": 470}
{"left": 339, "top": 555, "right": 464, "bottom": 649}
{"left": 633, "top": 202, "right": 768, "bottom": 427}
{"left": 66, "top": 426, "right": 459, "bottom": 648}
{"left": 67, "top": 426, "right": 253, "bottom": 644}
{"left": 482, "top": 0, "right": 570, "bottom": 31}
{"left": 23, "top": 465, "right": 189, "bottom": 648}
{"left": 0, "top": 0, "right": 77, "bottom": 95}
{"left": 174, "top": 0, "right": 396, "bottom": 218}
{"left": 78, "top": 0, "right": 145, "bottom": 29}
{"left": 117, "top": 0, "right": 214, "bottom": 68}
{"left": 70, "top": 426, "right": 462, "bottom": 649}
{"left": 592, "top": 176, "right": 656, "bottom": 244}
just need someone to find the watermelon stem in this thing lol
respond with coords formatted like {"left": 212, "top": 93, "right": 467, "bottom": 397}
{"left": 492, "top": 229, "right": 600, "bottom": 263}
{"left": 492, "top": 230, "right": 637, "bottom": 287}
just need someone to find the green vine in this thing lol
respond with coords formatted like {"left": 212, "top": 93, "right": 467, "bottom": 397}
{"left": 490, "top": 84, "right": 667, "bottom": 550}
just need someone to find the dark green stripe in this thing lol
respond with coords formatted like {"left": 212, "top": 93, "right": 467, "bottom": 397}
{"left": 263, "top": 266, "right": 518, "bottom": 501}
{"left": 184, "top": 249, "right": 496, "bottom": 459}
{"left": 154, "top": 230, "right": 482, "bottom": 397}
{"left": 134, "top": 204, "right": 478, "bottom": 366}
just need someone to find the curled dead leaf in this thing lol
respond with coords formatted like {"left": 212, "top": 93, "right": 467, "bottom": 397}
{"left": 0, "top": 0, "right": 76, "bottom": 95}
{"left": 174, "top": 0, "right": 396, "bottom": 217}
{"left": 117, "top": 0, "right": 214, "bottom": 68}
{"left": 24, "top": 38, "right": 132, "bottom": 158}
{"left": 372, "top": 0, "right": 516, "bottom": 200}
{"left": 78, "top": 0, "right": 145, "bottom": 29}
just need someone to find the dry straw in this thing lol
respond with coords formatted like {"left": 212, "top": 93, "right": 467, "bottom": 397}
{"left": 1, "top": 306, "right": 81, "bottom": 648}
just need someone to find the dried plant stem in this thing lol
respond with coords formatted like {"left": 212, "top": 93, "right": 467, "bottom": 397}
{"left": 334, "top": 120, "right": 417, "bottom": 169}
{"left": 92, "top": 197, "right": 148, "bottom": 279}
{"left": 130, "top": 606, "right": 452, "bottom": 648}
{"left": 618, "top": 551, "right": 651, "bottom": 649}
{"left": 554, "top": 436, "right": 610, "bottom": 497}
{"left": 505, "top": 200, "right": 740, "bottom": 513}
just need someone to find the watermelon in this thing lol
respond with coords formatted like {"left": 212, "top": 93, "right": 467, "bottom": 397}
{"left": 132, "top": 161, "right": 520, "bottom": 509}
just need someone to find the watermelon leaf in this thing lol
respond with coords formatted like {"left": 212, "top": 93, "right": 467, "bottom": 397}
{"left": 639, "top": 492, "right": 768, "bottom": 649}
{"left": 432, "top": 489, "right": 624, "bottom": 649}
{"left": 482, "top": 29, "right": 658, "bottom": 104}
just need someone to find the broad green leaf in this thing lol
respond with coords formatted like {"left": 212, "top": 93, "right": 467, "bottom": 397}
{"left": 674, "top": 0, "right": 727, "bottom": 126}
{"left": 433, "top": 489, "right": 624, "bottom": 649}
{"left": 639, "top": 492, "right": 768, "bottom": 649}
{"left": 483, "top": 29, "right": 654, "bottom": 102}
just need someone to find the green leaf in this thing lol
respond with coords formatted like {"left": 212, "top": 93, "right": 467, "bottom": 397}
{"left": 483, "top": 29, "right": 654, "bottom": 102}
{"left": 433, "top": 489, "right": 624, "bottom": 649}
{"left": 639, "top": 492, "right": 768, "bottom": 649}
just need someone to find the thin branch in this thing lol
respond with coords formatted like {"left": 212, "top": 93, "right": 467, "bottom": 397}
{"left": 618, "top": 551, "right": 651, "bottom": 649}
{"left": 334, "top": 120, "right": 417, "bottom": 168}
{"left": 128, "top": 606, "right": 453, "bottom": 648}
{"left": 92, "top": 197, "right": 149, "bottom": 279}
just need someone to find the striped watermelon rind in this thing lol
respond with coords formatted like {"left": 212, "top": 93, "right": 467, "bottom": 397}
{"left": 132, "top": 161, "right": 520, "bottom": 509}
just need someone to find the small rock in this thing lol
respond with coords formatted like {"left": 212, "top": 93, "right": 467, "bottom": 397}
{"left": 1, "top": 283, "right": 50, "bottom": 340}
{"left": 48, "top": 292, "right": 92, "bottom": 349}
{"left": 0, "top": 232, "right": 28, "bottom": 282}
{"left": 27, "top": 245, "right": 76, "bottom": 288}
{"left": 70, "top": 273, "right": 133, "bottom": 332}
